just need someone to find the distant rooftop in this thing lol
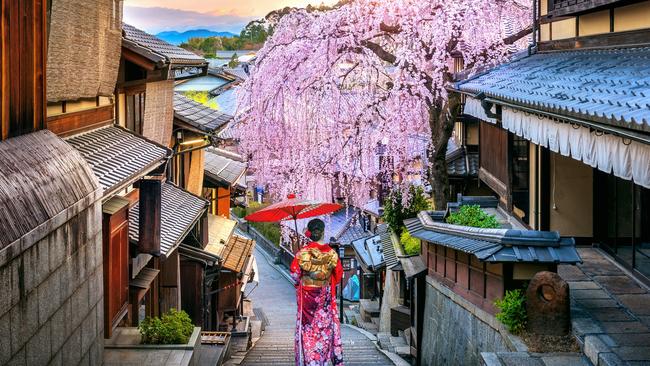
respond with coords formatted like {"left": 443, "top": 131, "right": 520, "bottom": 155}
{"left": 173, "top": 93, "right": 232, "bottom": 134}
{"left": 123, "top": 24, "right": 206, "bottom": 67}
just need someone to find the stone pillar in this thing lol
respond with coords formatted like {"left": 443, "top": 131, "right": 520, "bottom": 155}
{"left": 526, "top": 271, "right": 571, "bottom": 336}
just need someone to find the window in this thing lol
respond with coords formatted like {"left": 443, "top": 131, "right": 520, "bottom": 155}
{"left": 511, "top": 134, "right": 530, "bottom": 224}
{"left": 595, "top": 172, "right": 650, "bottom": 280}
{"left": 125, "top": 92, "right": 145, "bottom": 134}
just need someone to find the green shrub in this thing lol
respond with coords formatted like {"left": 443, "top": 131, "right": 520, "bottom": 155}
{"left": 139, "top": 309, "right": 194, "bottom": 345}
{"left": 446, "top": 205, "right": 500, "bottom": 228}
{"left": 401, "top": 229, "right": 420, "bottom": 256}
{"left": 494, "top": 289, "right": 527, "bottom": 334}
{"left": 233, "top": 202, "right": 281, "bottom": 246}
{"left": 382, "top": 185, "right": 432, "bottom": 234}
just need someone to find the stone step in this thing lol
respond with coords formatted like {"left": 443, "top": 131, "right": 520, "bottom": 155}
{"left": 371, "top": 316, "right": 381, "bottom": 326}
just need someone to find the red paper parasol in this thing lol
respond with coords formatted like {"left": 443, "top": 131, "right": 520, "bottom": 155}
{"left": 245, "top": 194, "right": 342, "bottom": 251}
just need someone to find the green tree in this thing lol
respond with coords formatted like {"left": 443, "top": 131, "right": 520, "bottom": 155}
{"left": 382, "top": 186, "right": 431, "bottom": 234}
{"left": 228, "top": 53, "right": 239, "bottom": 68}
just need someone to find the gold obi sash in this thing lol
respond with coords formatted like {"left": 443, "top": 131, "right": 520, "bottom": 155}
{"left": 298, "top": 247, "right": 338, "bottom": 288}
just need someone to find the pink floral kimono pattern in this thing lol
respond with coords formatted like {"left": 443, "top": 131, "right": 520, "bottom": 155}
{"left": 291, "top": 243, "right": 344, "bottom": 366}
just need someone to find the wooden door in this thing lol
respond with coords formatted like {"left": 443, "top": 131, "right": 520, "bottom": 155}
{"left": 103, "top": 203, "right": 130, "bottom": 338}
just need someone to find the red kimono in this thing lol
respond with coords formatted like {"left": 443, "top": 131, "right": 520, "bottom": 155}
{"left": 290, "top": 242, "right": 344, "bottom": 366}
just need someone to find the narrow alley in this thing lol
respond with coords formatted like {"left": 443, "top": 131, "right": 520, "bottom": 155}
{"left": 241, "top": 247, "right": 395, "bottom": 366}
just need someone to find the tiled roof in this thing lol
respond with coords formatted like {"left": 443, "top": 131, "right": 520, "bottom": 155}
{"left": 174, "top": 93, "right": 232, "bottom": 134}
{"left": 65, "top": 126, "right": 170, "bottom": 196}
{"left": 219, "top": 234, "right": 255, "bottom": 273}
{"left": 447, "top": 148, "right": 479, "bottom": 177}
{"left": 0, "top": 130, "right": 100, "bottom": 250}
{"left": 209, "top": 88, "right": 238, "bottom": 116}
{"left": 405, "top": 211, "right": 581, "bottom": 264}
{"left": 123, "top": 24, "right": 206, "bottom": 67}
{"left": 204, "top": 147, "right": 247, "bottom": 186}
{"left": 457, "top": 47, "right": 650, "bottom": 133}
{"left": 129, "top": 182, "right": 208, "bottom": 258}
{"left": 174, "top": 75, "right": 231, "bottom": 93}
{"left": 223, "top": 67, "right": 249, "bottom": 81}
{"left": 207, "top": 214, "right": 237, "bottom": 248}
{"left": 217, "top": 121, "right": 238, "bottom": 140}
{"left": 380, "top": 230, "right": 399, "bottom": 269}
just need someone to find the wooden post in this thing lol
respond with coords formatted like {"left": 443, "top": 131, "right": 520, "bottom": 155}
{"left": 139, "top": 176, "right": 163, "bottom": 255}
{"left": 1, "top": 0, "right": 47, "bottom": 140}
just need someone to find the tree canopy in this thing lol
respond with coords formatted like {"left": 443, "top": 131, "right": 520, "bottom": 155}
{"left": 237, "top": 0, "right": 530, "bottom": 207}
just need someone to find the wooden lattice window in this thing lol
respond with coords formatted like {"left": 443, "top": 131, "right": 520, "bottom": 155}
{"left": 548, "top": 0, "right": 624, "bottom": 16}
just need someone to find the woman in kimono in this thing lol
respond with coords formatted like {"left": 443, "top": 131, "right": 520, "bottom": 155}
{"left": 290, "top": 218, "right": 344, "bottom": 366}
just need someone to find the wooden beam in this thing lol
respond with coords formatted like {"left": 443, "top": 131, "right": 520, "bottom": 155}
{"left": 46, "top": 104, "right": 114, "bottom": 136}
{"left": 538, "top": 28, "right": 650, "bottom": 51}
{"left": 0, "top": 0, "right": 46, "bottom": 140}
{"left": 122, "top": 46, "right": 158, "bottom": 71}
{"left": 139, "top": 176, "right": 164, "bottom": 256}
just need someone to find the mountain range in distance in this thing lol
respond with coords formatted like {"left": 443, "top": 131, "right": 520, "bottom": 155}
{"left": 156, "top": 29, "right": 238, "bottom": 45}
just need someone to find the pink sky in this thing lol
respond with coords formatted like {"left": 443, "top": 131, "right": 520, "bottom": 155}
{"left": 124, "top": 0, "right": 339, "bottom": 33}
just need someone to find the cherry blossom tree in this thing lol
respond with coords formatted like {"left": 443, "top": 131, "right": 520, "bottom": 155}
{"left": 237, "top": 0, "right": 531, "bottom": 209}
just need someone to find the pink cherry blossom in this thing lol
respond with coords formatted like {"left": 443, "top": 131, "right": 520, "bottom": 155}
{"left": 237, "top": 0, "right": 530, "bottom": 206}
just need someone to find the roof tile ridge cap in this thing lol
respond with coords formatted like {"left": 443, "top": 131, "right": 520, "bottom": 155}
{"left": 417, "top": 211, "right": 508, "bottom": 243}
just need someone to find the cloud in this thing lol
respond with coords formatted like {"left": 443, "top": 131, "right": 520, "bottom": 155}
{"left": 124, "top": 6, "right": 256, "bottom": 33}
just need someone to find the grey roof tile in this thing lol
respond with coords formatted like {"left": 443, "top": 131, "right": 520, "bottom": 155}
{"left": 380, "top": 230, "right": 399, "bottom": 269}
{"left": 405, "top": 211, "right": 581, "bottom": 264}
{"left": 458, "top": 47, "right": 650, "bottom": 133}
{"left": 204, "top": 147, "right": 247, "bottom": 186}
{"left": 65, "top": 126, "right": 170, "bottom": 195}
{"left": 174, "top": 93, "right": 232, "bottom": 133}
{"left": 123, "top": 23, "right": 206, "bottom": 66}
{"left": 129, "top": 182, "right": 208, "bottom": 258}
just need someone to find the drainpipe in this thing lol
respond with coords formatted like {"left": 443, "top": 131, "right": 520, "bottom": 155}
{"left": 529, "top": 0, "right": 539, "bottom": 56}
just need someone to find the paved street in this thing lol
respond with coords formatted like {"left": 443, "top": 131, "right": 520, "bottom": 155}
{"left": 241, "top": 248, "right": 394, "bottom": 366}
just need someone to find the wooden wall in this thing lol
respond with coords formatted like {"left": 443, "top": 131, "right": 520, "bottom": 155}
{"left": 539, "top": 0, "right": 650, "bottom": 49}
{"left": 1, "top": 0, "right": 47, "bottom": 140}
{"left": 426, "top": 243, "right": 504, "bottom": 314}
{"left": 479, "top": 121, "right": 509, "bottom": 200}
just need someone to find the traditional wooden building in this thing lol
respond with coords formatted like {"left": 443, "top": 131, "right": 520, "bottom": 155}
{"left": 0, "top": 0, "right": 119, "bottom": 364}
{"left": 116, "top": 23, "right": 208, "bottom": 145}
{"left": 405, "top": 196, "right": 581, "bottom": 364}
{"left": 456, "top": 0, "right": 650, "bottom": 283}
{"left": 204, "top": 147, "right": 249, "bottom": 216}
{"left": 172, "top": 93, "right": 233, "bottom": 196}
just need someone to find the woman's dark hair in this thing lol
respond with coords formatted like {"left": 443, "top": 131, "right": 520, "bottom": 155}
{"left": 307, "top": 218, "right": 325, "bottom": 242}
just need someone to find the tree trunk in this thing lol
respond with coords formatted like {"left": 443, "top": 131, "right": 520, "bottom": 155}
{"left": 428, "top": 92, "right": 461, "bottom": 210}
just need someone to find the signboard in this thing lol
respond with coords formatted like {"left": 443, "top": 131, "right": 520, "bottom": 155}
{"left": 341, "top": 258, "right": 352, "bottom": 271}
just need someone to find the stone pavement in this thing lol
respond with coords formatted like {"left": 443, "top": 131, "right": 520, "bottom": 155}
{"left": 239, "top": 247, "right": 395, "bottom": 366}
{"left": 559, "top": 247, "right": 650, "bottom": 366}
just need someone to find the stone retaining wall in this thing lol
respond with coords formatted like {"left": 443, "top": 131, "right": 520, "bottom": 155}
{"left": 0, "top": 202, "right": 104, "bottom": 365}
{"left": 420, "top": 276, "right": 523, "bottom": 366}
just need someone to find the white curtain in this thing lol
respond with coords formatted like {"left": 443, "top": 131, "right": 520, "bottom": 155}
{"left": 501, "top": 108, "right": 650, "bottom": 189}
{"left": 464, "top": 97, "right": 497, "bottom": 124}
